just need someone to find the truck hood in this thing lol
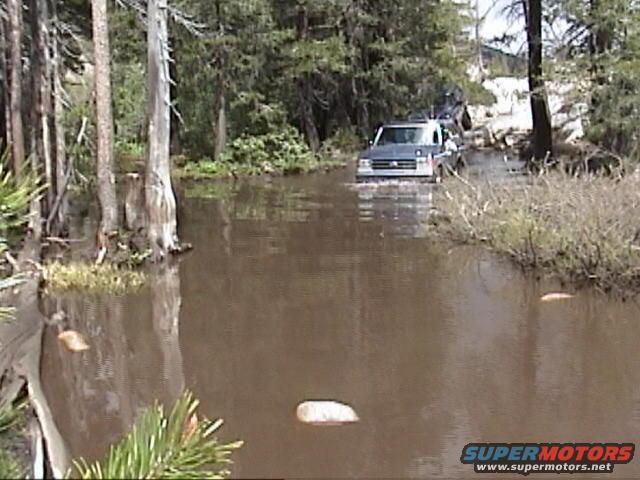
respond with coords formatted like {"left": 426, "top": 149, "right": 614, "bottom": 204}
{"left": 360, "top": 144, "right": 441, "bottom": 160}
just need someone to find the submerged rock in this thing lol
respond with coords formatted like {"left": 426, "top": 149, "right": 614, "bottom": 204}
{"left": 540, "top": 292, "right": 575, "bottom": 302}
{"left": 57, "top": 330, "right": 90, "bottom": 352}
{"left": 296, "top": 400, "right": 359, "bottom": 426}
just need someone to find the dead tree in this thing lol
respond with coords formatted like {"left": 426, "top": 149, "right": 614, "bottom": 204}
{"left": 146, "top": 0, "right": 179, "bottom": 260}
{"left": 91, "top": 0, "right": 118, "bottom": 251}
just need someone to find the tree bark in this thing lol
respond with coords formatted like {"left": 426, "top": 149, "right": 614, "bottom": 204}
{"left": 146, "top": 0, "right": 179, "bottom": 260}
{"left": 524, "top": 0, "right": 553, "bottom": 162}
{"left": 6, "top": 0, "right": 24, "bottom": 174}
{"left": 296, "top": 5, "right": 320, "bottom": 152}
{"left": 213, "top": 90, "right": 226, "bottom": 160}
{"left": 52, "top": 4, "right": 67, "bottom": 232}
{"left": 91, "top": 0, "right": 118, "bottom": 247}
{"left": 32, "top": 0, "right": 53, "bottom": 211}
{"left": 0, "top": 19, "right": 11, "bottom": 150}
{"left": 212, "top": 0, "right": 227, "bottom": 160}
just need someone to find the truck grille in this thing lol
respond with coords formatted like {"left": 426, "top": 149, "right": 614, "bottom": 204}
{"left": 371, "top": 159, "right": 416, "bottom": 170}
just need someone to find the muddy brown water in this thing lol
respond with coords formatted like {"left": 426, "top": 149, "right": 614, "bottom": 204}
{"left": 41, "top": 157, "right": 640, "bottom": 479}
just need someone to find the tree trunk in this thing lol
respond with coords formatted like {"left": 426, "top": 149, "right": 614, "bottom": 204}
{"left": 212, "top": 0, "right": 226, "bottom": 160}
{"left": 0, "top": 19, "right": 11, "bottom": 150}
{"left": 28, "top": 0, "right": 43, "bottom": 239}
{"left": 91, "top": 0, "right": 118, "bottom": 248}
{"left": 6, "top": 0, "right": 24, "bottom": 174}
{"left": 213, "top": 90, "right": 226, "bottom": 160}
{"left": 52, "top": 3, "right": 67, "bottom": 232}
{"left": 524, "top": 0, "right": 553, "bottom": 163}
{"left": 146, "top": 0, "right": 179, "bottom": 260}
{"left": 296, "top": 5, "right": 320, "bottom": 152}
{"left": 32, "top": 0, "right": 53, "bottom": 212}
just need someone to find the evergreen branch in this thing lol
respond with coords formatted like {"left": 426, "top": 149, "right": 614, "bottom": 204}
{"left": 71, "top": 391, "right": 242, "bottom": 479}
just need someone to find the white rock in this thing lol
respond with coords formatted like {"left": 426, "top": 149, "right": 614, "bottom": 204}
{"left": 296, "top": 400, "right": 360, "bottom": 425}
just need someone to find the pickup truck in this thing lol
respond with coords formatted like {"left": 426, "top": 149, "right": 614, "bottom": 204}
{"left": 356, "top": 119, "right": 465, "bottom": 182}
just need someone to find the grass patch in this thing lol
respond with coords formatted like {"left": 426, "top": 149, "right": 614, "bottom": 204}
{"left": 44, "top": 262, "right": 146, "bottom": 294}
{"left": 432, "top": 172, "right": 640, "bottom": 295}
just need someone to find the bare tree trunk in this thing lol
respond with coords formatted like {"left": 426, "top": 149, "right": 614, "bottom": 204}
{"left": 52, "top": 5, "right": 67, "bottom": 232}
{"left": 524, "top": 0, "right": 553, "bottom": 162}
{"left": 33, "top": 0, "right": 53, "bottom": 212}
{"left": 6, "top": 0, "right": 24, "bottom": 174}
{"left": 91, "top": 0, "right": 118, "bottom": 248}
{"left": 28, "top": 0, "right": 43, "bottom": 239}
{"left": 146, "top": 0, "right": 179, "bottom": 260}
{"left": 296, "top": 5, "right": 320, "bottom": 152}
{"left": 213, "top": 90, "right": 226, "bottom": 160}
{"left": 212, "top": 0, "right": 226, "bottom": 160}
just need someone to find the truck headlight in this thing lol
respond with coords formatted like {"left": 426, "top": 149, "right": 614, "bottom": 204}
{"left": 359, "top": 158, "right": 371, "bottom": 168}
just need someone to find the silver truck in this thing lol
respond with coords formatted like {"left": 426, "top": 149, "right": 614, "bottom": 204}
{"left": 356, "top": 119, "right": 466, "bottom": 182}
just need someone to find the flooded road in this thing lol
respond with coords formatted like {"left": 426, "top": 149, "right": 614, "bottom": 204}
{"left": 41, "top": 160, "right": 640, "bottom": 478}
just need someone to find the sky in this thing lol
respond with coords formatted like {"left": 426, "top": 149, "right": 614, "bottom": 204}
{"left": 476, "top": 0, "right": 526, "bottom": 54}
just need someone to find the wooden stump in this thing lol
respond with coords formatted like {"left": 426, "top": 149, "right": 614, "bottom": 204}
{"left": 124, "top": 173, "right": 146, "bottom": 232}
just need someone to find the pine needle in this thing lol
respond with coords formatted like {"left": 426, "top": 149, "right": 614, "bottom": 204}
{"left": 71, "top": 391, "right": 242, "bottom": 479}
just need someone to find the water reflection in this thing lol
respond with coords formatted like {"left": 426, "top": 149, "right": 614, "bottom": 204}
{"left": 41, "top": 263, "right": 185, "bottom": 463}
{"left": 352, "top": 181, "right": 434, "bottom": 238}
{"left": 43, "top": 167, "right": 640, "bottom": 478}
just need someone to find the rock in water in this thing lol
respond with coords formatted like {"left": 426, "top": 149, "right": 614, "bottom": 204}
{"left": 57, "top": 330, "right": 90, "bottom": 352}
{"left": 296, "top": 400, "right": 359, "bottom": 426}
{"left": 540, "top": 292, "right": 574, "bottom": 303}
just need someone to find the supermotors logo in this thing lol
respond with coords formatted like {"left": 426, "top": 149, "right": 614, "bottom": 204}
{"left": 461, "top": 443, "right": 635, "bottom": 475}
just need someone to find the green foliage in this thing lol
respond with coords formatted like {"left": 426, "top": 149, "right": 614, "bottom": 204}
{"left": 113, "top": 62, "right": 146, "bottom": 158}
{"left": 0, "top": 155, "right": 37, "bottom": 321}
{"left": 0, "top": 160, "right": 39, "bottom": 232}
{"left": 0, "top": 401, "right": 27, "bottom": 479}
{"left": 221, "top": 127, "right": 314, "bottom": 174}
{"left": 559, "top": 0, "right": 640, "bottom": 160}
{"left": 72, "top": 391, "right": 242, "bottom": 479}
{"left": 0, "top": 449, "right": 23, "bottom": 479}
{"left": 177, "top": 127, "right": 347, "bottom": 178}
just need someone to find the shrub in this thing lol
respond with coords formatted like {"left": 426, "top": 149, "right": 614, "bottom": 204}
{"left": 221, "top": 127, "right": 315, "bottom": 174}
{"left": 432, "top": 172, "right": 640, "bottom": 295}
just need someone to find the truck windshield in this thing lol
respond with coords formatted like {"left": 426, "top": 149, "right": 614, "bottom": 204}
{"left": 375, "top": 126, "right": 439, "bottom": 146}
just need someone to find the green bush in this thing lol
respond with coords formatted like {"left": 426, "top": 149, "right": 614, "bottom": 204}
{"left": 220, "top": 127, "right": 316, "bottom": 175}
